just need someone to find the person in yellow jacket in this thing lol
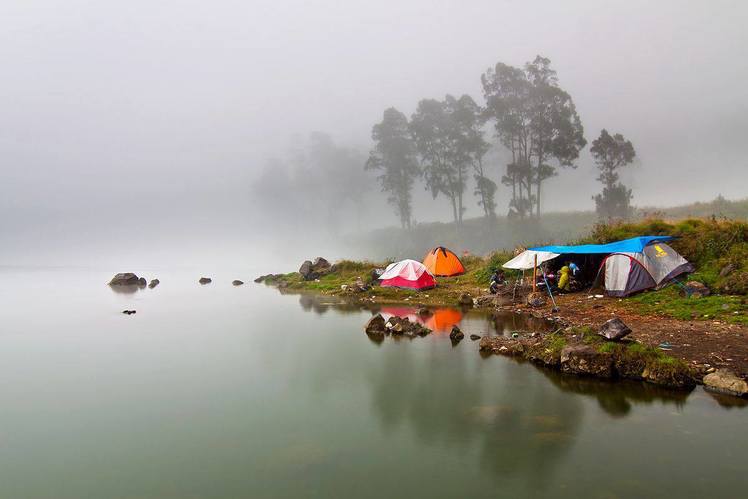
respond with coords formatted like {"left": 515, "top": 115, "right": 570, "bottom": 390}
{"left": 557, "top": 264, "right": 571, "bottom": 292}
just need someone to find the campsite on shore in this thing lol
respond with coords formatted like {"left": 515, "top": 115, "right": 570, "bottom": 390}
{"left": 257, "top": 218, "right": 748, "bottom": 398}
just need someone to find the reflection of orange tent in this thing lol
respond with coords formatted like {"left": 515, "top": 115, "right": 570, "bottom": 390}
{"left": 423, "top": 247, "right": 465, "bottom": 277}
{"left": 424, "top": 308, "right": 463, "bottom": 332}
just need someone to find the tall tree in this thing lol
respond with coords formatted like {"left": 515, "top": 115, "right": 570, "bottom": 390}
{"left": 366, "top": 108, "right": 420, "bottom": 229}
{"left": 481, "top": 56, "right": 586, "bottom": 218}
{"left": 410, "top": 94, "right": 487, "bottom": 223}
{"left": 590, "top": 129, "right": 636, "bottom": 220}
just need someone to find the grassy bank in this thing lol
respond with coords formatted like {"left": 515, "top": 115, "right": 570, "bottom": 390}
{"left": 270, "top": 217, "right": 748, "bottom": 323}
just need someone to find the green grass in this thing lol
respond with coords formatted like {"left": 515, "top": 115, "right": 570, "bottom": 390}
{"left": 626, "top": 286, "right": 748, "bottom": 325}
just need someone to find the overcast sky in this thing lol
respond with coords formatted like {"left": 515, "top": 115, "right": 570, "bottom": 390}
{"left": 1, "top": 0, "right": 747, "bottom": 262}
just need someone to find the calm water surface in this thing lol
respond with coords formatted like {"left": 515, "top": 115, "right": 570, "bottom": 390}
{"left": 0, "top": 267, "right": 746, "bottom": 498}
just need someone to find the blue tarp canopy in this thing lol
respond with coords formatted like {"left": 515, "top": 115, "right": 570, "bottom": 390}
{"left": 530, "top": 236, "right": 673, "bottom": 255}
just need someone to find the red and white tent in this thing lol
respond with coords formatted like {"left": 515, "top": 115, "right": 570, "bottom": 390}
{"left": 380, "top": 259, "right": 436, "bottom": 290}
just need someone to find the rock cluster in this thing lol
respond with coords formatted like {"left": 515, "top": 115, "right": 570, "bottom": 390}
{"left": 364, "top": 313, "right": 431, "bottom": 340}
{"left": 299, "top": 257, "right": 332, "bottom": 281}
{"left": 479, "top": 333, "right": 695, "bottom": 389}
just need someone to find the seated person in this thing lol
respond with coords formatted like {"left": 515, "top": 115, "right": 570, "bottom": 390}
{"left": 557, "top": 264, "right": 571, "bottom": 292}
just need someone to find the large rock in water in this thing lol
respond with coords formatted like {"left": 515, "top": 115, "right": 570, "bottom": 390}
{"left": 598, "top": 317, "right": 632, "bottom": 341}
{"left": 703, "top": 369, "right": 748, "bottom": 397}
{"left": 560, "top": 344, "right": 614, "bottom": 378}
{"left": 109, "top": 273, "right": 140, "bottom": 286}
{"left": 365, "top": 314, "right": 387, "bottom": 339}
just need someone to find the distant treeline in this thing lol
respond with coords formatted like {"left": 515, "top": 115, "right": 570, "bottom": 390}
{"left": 348, "top": 197, "right": 748, "bottom": 260}
{"left": 366, "top": 55, "right": 638, "bottom": 227}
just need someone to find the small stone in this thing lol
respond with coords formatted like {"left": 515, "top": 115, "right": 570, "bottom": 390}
{"left": 137, "top": 277, "right": 147, "bottom": 287}
{"left": 148, "top": 279, "right": 160, "bottom": 288}
{"left": 232, "top": 280, "right": 244, "bottom": 286}
{"left": 470, "top": 334, "right": 481, "bottom": 341}
{"left": 199, "top": 277, "right": 212, "bottom": 284}
{"left": 449, "top": 326, "right": 464, "bottom": 342}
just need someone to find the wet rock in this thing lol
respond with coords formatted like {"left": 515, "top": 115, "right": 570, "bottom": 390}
{"left": 137, "top": 277, "right": 147, "bottom": 287}
{"left": 365, "top": 314, "right": 386, "bottom": 334}
{"left": 449, "top": 326, "right": 464, "bottom": 342}
{"left": 108, "top": 273, "right": 140, "bottom": 286}
{"left": 385, "top": 316, "right": 431, "bottom": 338}
{"left": 458, "top": 293, "right": 473, "bottom": 307}
{"left": 719, "top": 263, "right": 737, "bottom": 278}
{"left": 685, "top": 280, "right": 710, "bottom": 298}
{"left": 122, "top": 310, "right": 136, "bottom": 315}
{"left": 560, "top": 345, "right": 614, "bottom": 378}
{"left": 199, "top": 277, "right": 212, "bottom": 284}
{"left": 526, "top": 291, "right": 546, "bottom": 308}
{"left": 232, "top": 280, "right": 244, "bottom": 286}
{"left": 148, "top": 279, "right": 160, "bottom": 288}
{"left": 598, "top": 317, "right": 632, "bottom": 341}
{"left": 703, "top": 369, "right": 748, "bottom": 397}
{"left": 470, "top": 334, "right": 481, "bottom": 341}
{"left": 254, "top": 275, "right": 268, "bottom": 283}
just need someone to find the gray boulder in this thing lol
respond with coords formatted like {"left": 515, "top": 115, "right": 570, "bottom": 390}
{"left": 108, "top": 273, "right": 140, "bottom": 286}
{"left": 232, "top": 280, "right": 244, "bottom": 286}
{"left": 704, "top": 369, "right": 748, "bottom": 397}
{"left": 148, "top": 279, "right": 160, "bottom": 289}
{"left": 598, "top": 317, "right": 632, "bottom": 341}
{"left": 199, "top": 277, "right": 212, "bottom": 284}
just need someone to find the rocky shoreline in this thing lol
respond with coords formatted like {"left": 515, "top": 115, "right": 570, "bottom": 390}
{"left": 258, "top": 259, "right": 748, "bottom": 399}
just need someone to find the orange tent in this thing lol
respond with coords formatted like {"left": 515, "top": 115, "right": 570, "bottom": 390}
{"left": 422, "top": 246, "right": 465, "bottom": 277}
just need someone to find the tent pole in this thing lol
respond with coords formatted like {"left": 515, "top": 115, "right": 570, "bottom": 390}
{"left": 532, "top": 255, "right": 537, "bottom": 292}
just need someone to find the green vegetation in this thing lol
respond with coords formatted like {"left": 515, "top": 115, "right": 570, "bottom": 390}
{"left": 625, "top": 287, "right": 747, "bottom": 325}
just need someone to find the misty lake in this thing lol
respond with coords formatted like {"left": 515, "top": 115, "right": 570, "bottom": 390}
{"left": 0, "top": 266, "right": 746, "bottom": 498}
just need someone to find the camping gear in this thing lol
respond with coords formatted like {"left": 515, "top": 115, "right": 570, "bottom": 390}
{"left": 503, "top": 236, "right": 694, "bottom": 297}
{"left": 380, "top": 260, "right": 436, "bottom": 291}
{"left": 422, "top": 247, "right": 465, "bottom": 276}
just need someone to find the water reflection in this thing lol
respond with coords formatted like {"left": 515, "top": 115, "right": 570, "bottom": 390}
{"left": 540, "top": 369, "right": 690, "bottom": 417}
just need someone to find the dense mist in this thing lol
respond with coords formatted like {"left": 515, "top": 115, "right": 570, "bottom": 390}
{"left": 1, "top": 0, "right": 747, "bottom": 266}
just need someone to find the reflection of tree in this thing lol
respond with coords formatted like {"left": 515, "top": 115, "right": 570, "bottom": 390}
{"left": 363, "top": 343, "right": 582, "bottom": 494}
{"left": 540, "top": 369, "right": 690, "bottom": 418}
{"left": 293, "top": 295, "right": 699, "bottom": 495}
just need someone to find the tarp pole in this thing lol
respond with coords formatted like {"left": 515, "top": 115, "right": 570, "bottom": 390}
{"left": 532, "top": 254, "right": 537, "bottom": 292}
{"left": 541, "top": 267, "right": 559, "bottom": 312}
